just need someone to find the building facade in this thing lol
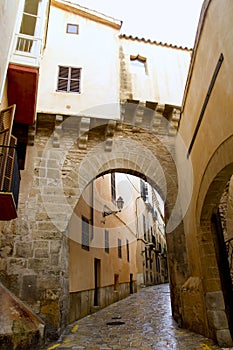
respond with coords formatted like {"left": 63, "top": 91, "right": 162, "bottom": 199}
{"left": 173, "top": 0, "right": 233, "bottom": 347}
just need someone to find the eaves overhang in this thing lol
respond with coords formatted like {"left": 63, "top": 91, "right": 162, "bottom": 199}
{"left": 119, "top": 34, "right": 192, "bottom": 51}
{"left": 51, "top": 0, "right": 122, "bottom": 30}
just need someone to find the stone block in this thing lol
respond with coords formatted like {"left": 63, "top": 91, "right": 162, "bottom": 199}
{"left": 15, "top": 242, "right": 33, "bottom": 258}
{"left": 216, "top": 329, "right": 233, "bottom": 347}
{"left": 21, "top": 275, "right": 38, "bottom": 301}
{"left": 38, "top": 276, "right": 61, "bottom": 290}
{"left": 47, "top": 169, "right": 61, "bottom": 179}
{"left": 205, "top": 291, "right": 225, "bottom": 310}
{"left": 7, "top": 258, "right": 28, "bottom": 275}
{"left": 28, "top": 258, "right": 49, "bottom": 271}
{"left": 34, "top": 248, "right": 49, "bottom": 258}
{"left": 207, "top": 310, "right": 228, "bottom": 329}
{"left": 33, "top": 241, "right": 49, "bottom": 249}
{"left": 50, "top": 241, "right": 61, "bottom": 254}
{"left": 50, "top": 254, "right": 59, "bottom": 266}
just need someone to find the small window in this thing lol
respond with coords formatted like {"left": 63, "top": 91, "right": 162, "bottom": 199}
{"left": 57, "top": 66, "right": 81, "bottom": 93}
{"left": 126, "top": 239, "right": 130, "bottom": 262}
{"left": 67, "top": 23, "right": 79, "bottom": 34}
{"left": 82, "top": 216, "right": 89, "bottom": 251}
{"left": 130, "top": 54, "right": 147, "bottom": 75}
{"left": 111, "top": 172, "right": 116, "bottom": 203}
{"left": 140, "top": 180, "right": 148, "bottom": 201}
{"left": 105, "top": 230, "right": 109, "bottom": 253}
{"left": 118, "top": 239, "right": 122, "bottom": 259}
{"left": 143, "top": 214, "right": 147, "bottom": 240}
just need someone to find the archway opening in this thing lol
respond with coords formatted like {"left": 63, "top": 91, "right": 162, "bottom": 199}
{"left": 200, "top": 165, "right": 233, "bottom": 344}
{"left": 68, "top": 171, "right": 168, "bottom": 323}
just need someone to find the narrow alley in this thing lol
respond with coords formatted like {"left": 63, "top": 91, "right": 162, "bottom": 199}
{"left": 41, "top": 284, "right": 226, "bottom": 350}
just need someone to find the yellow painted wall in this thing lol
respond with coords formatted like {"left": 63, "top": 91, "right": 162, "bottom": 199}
{"left": 176, "top": 0, "right": 233, "bottom": 344}
{"left": 69, "top": 174, "right": 137, "bottom": 292}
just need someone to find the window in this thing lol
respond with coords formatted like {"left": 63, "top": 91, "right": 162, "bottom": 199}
{"left": 111, "top": 172, "right": 116, "bottom": 203}
{"left": 82, "top": 216, "right": 89, "bottom": 251}
{"left": 130, "top": 55, "right": 147, "bottom": 75}
{"left": 17, "top": 0, "right": 41, "bottom": 52}
{"left": 20, "top": 0, "right": 40, "bottom": 36}
{"left": 140, "top": 180, "right": 148, "bottom": 201}
{"left": 57, "top": 66, "right": 81, "bottom": 93}
{"left": 67, "top": 23, "right": 79, "bottom": 34}
{"left": 126, "top": 239, "right": 130, "bottom": 262}
{"left": 118, "top": 239, "right": 122, "bottom": 259}
{"left": 143, "top": 215, "right": 147, "bottom": 240}
{"left": 105, "top": 230, "right": 109, "bottom": 253}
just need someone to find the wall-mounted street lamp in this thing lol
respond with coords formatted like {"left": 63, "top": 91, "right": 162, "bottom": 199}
{"left": 102, "top": 196, "right": 124, "bottom": 218}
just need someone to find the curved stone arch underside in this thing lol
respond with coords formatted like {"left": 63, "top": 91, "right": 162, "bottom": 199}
{"left": 39, "top": 119, "right": 193, "bottom": 235}
{"left": 198, "top": 135, "right": 233, "bottom": 221}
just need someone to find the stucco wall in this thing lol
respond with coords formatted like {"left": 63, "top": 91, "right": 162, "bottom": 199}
{"left": 177, "top": 0, "right": 233, "bottom": 346}
{"left": 0, "top": 0, "right": 20, "bottom": 102}
{"left": 37, "top": 4, "right": 121, "bottom": 118}
{"left": 119, "top": 36, "right": 191, "bottom": 106}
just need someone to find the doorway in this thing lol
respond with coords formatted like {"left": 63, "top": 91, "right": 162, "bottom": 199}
{"left": 130, "top": 273, "right": 134, "bottom": 294}
{"left": 94, "top": 258, "right": 101, "bottom": 306}
{"left": 211, "top": 210, "right": 233, "bottom": 338}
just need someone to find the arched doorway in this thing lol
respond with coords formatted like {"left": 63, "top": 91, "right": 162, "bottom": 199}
{"left": 197, "top": 136, "right": 233, "bottom": 346}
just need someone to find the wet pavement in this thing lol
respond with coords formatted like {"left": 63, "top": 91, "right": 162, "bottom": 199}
{"left": 41, "top": 284, "right": 231, "bottom": 350}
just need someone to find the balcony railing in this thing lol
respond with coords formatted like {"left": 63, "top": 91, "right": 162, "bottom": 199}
{"left": 11, "top": 33, "right": 42, "bottom": 67}
{"left": 0, "top": 137, "right": 20, "bottom": 220}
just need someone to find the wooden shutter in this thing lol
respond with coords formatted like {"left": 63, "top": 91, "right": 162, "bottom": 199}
{"left": 57, "top": 66, "right": 69, "bottom": 91}
{"left": 70, "top": 68, "right": 81, "bottom": 92}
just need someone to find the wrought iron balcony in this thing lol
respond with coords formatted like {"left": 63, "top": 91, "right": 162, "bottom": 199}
{"left": 0, "top": 137, "right": 20, "bottom": 220}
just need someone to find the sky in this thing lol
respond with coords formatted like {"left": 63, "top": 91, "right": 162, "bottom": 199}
{"left": 73, "top": 0, "right": 204, "bottom": 47}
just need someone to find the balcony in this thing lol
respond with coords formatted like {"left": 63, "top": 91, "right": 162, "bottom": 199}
{"left": 11, "top": 33, "right": 42, "bottom": 67}
{"left": 0, "top": 138, "right": 20, "bottom": 220}
{"left": 0, "top": 106, "right": 20, "bottom": 220}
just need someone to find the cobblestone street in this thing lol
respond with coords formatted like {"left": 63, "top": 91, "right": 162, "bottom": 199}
{"left": 41, "top": 284, "right": 231, "bottom": 350}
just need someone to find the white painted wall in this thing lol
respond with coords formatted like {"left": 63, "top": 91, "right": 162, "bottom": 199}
{"left": 120, "top": 37, "right": 191, "bottom": 106}
{"left": 0, "top": 0, "right": 20, "bottom": 103}
{"left": 37, "top": 4, "right": 121, "bottom": 119}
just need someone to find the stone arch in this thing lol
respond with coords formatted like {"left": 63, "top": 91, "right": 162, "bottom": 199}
{"left": 39, "top": 120, "right": 193, "bottom": 236}
{"left": 14, "top": 113, "right": 193, "bottom": 339}
{"left": 197, "top": 135, "right": 233, "bottom": 346}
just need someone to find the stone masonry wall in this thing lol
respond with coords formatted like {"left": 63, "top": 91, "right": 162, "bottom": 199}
{"left": 0, "top": 107, "right": 189, "bottom": 340}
